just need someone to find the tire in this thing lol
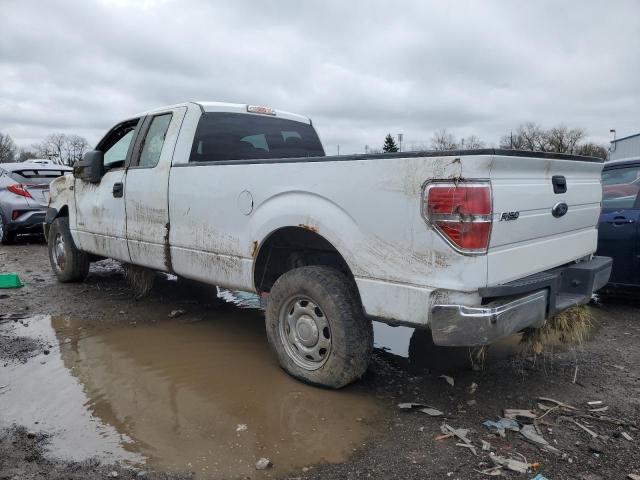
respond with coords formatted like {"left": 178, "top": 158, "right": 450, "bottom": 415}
{"left": 47, "top": 217, "right": 90, "bottom": 282}
{"left": 265, "top": 266, "right": 373, "bottom": 388}
{"left": 0, "top": 212, "right": 16, "bottom": 245}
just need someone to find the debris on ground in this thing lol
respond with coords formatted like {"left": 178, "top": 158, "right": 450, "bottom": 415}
{"left": 530, "top": 475, "right": 550, "bottom": 480}
{"left": 0, "top": 273, "right": 24, "bottom": 289}
{"left": 168, "top": 309, "right": 186, "bottom": 318}
{"left": 482, "top": 418, "right": 519, "bottom": 437}
{"left": 571, "top": 420, "right": 598, "bottom": 438}
{"left": 481, "top": 440, "right": 491, "bottom": 451}
{"left": 504, "top": 409, "right": 537, "bottom": 421}
{"left": 520, "top": 424, "right": 560, "bottom": 453}
{"left": 398, "top": 403, "right": 443, "bottom": 416}
{"left": 627, "top": 474, "right": 640, "bottom": 480}
{"left": 255, "top": 458, "right": 272, "bottom": 470}
{"left": 489, "top": 453, "right": 538, "bottom": 474}
{"left": 439, "top": 375, "right": 454, "bottom": 387}
{"left": 441, "top": 423, "right": 476, "bottom": 455}
{"left": 621, "top": 432, "right": 633, "bottom": 441}
{"left": 469, "top": 382, "right": 478, "bottom": 394}
{"left": 236, "top": 424, "right": 247, "bottom": 432}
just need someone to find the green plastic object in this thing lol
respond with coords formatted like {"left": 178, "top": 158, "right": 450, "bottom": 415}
{"left": 0, "top": 273, "right": 23, "bottom": 289}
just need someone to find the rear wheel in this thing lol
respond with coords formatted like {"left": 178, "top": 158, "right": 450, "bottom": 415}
{"left": 0, "top": 212, "right": 16, "bottom": 245}
{"left": 265, "top": 266, "right": 372, "bottom": 388}
{"left": 48, "top": 217, "right": 90, "bottom": 282}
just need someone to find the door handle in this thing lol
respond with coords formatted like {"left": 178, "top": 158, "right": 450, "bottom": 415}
{"left": 607, "top": 216, "right": 635, "bottom": 225}
{"left": 112, "top": 182, "right": 123, "bottom": 198}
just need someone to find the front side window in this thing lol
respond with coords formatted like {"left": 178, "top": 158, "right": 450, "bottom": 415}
{"left": 189, "top": 112, "right": 325, "bottom": 162}
{"left": 99, "top": 120, "right": 140, "bottom": 169}
{"left": 602, "top": 166, "right": 640, "bottom": 210}
{"left": 137, "top": 114, "right": 172, "bottom": 168}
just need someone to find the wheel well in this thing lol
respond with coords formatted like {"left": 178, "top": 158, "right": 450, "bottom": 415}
{"left": 253, "top": 227, "right": 354, "bottom": 293}
{"left": 57, "top": 205, "right": 69, "bottom": 217}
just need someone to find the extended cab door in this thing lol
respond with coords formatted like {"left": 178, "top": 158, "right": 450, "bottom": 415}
{"left": 125, "top": 107, "right": 186, "bottom": 270}
{"left": 74, "top": 119, "right": 141, "bottom": 262}
{"left": 597, "top": 163, "right": 640, "bottom": 286}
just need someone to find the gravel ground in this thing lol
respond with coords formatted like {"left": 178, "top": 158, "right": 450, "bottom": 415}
{"left": 1, "top": 238, "right": 639, "bottom": 479}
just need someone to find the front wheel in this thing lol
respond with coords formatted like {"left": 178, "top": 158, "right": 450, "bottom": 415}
{"left": 48, "top": 217, "right": 90, "bottom": 282}
{"left": 265, "top": 266, "right": 373, "bottom": 388}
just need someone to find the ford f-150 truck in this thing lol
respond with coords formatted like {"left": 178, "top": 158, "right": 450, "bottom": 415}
{"left": 44, "top": 101, "right": 612, "bottom": 388}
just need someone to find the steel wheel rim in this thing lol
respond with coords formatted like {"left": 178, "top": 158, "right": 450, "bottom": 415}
{"left": 52, "top": 232, "right": 66, "bottom": 271}
{"left": 278, "top": 295, "right": 332, "bottom": 371}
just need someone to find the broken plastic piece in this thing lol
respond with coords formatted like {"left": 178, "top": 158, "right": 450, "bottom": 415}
{"left": 0, "top": 273, "right": 23, "bottom": 289}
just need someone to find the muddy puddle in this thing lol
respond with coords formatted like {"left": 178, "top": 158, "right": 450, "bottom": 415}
{"left": 0, "top": 305, "right": 380, "bottom": 478}
{"left": 0, "top": 280, "right": 599, "bottom": 478}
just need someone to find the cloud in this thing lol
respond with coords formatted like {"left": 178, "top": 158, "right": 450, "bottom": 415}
{"left": 1, "top": 0, "right": 638, "bottom": 153}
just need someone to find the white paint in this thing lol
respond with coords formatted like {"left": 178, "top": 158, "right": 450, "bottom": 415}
{"left": 50, "top": 101, "right": 604, "bottom": 328}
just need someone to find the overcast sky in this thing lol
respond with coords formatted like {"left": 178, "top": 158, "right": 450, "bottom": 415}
{"left": 1, "top": 0, "right": 638, "bottom": 154}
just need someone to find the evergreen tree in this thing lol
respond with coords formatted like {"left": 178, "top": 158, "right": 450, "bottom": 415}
{"left": 382, "top": 133, "right": 399, "bottom": 153}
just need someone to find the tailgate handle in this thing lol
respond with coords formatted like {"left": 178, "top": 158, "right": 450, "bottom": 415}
{"left": 552, "top": 175, "right": 567, "bottom": 194}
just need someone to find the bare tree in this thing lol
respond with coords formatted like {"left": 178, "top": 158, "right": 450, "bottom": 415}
{"left": 0, "top": 132, "right": 17, "bottom": 163}
{"left": 65, "top": 135, "right": 90, "bottom": 165}
{"left": 461, "top": 135, "right": 485, "bottom": 149}
{"left": 545, "top": 125, "right": 585, "bottom": 154}
{"left": 430, "top": 129, "right": 458, "bottom": 151}
{"left": 500, "top": 122, "right": 548, "bottom": 151}
{"left": 575, "top": 142, "right": 608, "bottom": 160}
{"left": 32, "top": 133, "right": 91, "bottom": 165}
{"left": 17, "top": 148, "right": 38, "bottom": 162}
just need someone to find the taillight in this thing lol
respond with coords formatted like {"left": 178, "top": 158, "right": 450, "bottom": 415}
{"left": 7, "top": 184, "right": 32, "bottom": 198}
{"left": 422, "top": 181, "right": 492, "bottom": 254}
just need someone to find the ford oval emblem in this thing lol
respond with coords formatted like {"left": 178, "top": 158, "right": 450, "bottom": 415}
{"left": 552, "top": 202, "right": 568, "bottom": 218}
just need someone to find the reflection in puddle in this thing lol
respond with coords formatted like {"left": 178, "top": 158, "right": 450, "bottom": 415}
{"left": 0, "top": 307, "right": 380, "bottom": 478}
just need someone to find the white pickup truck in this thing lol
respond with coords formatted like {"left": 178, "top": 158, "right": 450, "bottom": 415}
{"left": 45, "top": 101, "right": 612, "bottom": 388}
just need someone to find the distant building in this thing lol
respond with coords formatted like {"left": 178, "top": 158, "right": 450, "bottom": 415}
{"left": 610, "top": 132, "right": 640, "bottom": 161}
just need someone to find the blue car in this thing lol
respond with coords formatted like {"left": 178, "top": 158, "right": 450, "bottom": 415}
{"left": 597, "top": 158, "right": 640, "bottom": 288}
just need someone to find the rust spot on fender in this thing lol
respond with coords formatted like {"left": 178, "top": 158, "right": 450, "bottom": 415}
{"left": 298, "top": 224, "right": 319, "bottom": 233}
{"left": 251, "top": 240, "right": 259, "bottom": 258}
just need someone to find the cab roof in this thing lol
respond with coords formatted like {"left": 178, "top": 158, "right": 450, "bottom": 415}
{"left": 131, "top": 101, "right": 312, "bottom": 125}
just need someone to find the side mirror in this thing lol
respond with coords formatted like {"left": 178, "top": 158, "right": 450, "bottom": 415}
{"left": 74, "top": 150, "right": 104, "bottom": 183}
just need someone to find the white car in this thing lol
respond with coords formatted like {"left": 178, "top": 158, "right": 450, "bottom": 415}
{"left": 45, "top": 101, "right": 612, "bottom": 388}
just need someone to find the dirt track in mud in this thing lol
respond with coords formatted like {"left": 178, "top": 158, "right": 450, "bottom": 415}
{"left": 1, "top": 239, "right": 640, "bottom": 480}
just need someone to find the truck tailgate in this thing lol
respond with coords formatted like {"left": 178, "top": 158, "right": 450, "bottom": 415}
{"left": 488, "top": 155, "right": 603, "bottom": 285}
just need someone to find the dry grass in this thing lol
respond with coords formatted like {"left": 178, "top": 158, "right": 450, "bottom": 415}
{"left": 122, "top": 263, "right": 156, "bottom": 299}
{"left": 520, "top": 305, "right": 593, "bottom": 355}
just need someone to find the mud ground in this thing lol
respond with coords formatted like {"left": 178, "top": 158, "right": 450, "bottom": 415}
{"left": 1, "top": 238, "right": 640, "bottom": 479}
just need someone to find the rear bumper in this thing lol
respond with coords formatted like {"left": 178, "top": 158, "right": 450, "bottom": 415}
{"left": 430, "top": 255, "right": 612, "bottom": 346}
{"left": 6, "top": 209, "right": 46, "bottom": 233}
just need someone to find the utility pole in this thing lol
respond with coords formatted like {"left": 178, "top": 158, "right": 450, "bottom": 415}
{"left": 337, "top": 144, "right": 340, "bottom": 156}
{"left": 510, "top": 131, "right": 513, "bottom": 149}
{"left": 397, "top": 133, "right": 403, "bottom": 152}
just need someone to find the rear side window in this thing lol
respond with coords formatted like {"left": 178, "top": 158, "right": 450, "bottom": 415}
{"left": 602, "top": 166, "right": 640, "bottom": 209}
{"left": 9, "top": 169, "right": 70, "bottom": 185}
{"left": 189, "top": 113, "right": 325, "bottom": 162}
